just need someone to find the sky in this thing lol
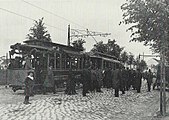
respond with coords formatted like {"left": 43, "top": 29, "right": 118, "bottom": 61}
{"left": 0, "top": 0, "right": 157, "bottom": 64}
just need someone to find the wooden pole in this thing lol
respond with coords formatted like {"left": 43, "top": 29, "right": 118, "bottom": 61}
{"left": 160, "top": 51, "right": 163, "bottom": 115}
{"left": 5, "top": 53, "right": 8, "bottom": 88}
{"left": 163, "top": 52, "right": 166, "bottom": 115}
{"left": 160, "top": 51, "right": 167, "bottom": 116}
{"left": 68, "top": 25, "right": 71, "bottom": 46}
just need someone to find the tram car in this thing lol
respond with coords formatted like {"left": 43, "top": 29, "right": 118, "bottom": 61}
{"left": 7, "top": 40, "right": 121, "bottom": 93}
{"left": 8, "top": 40, "right": 84, "bottom": 92}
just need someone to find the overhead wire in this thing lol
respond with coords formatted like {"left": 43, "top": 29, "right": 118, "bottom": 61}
{"left": 22, "top": 0, "right": 86, "bottom": 29}
{"left": 22, "top": 0, "right": 105, "bottom": 44}
{"left": 0, "top": 7, "right": 66, "bottom": 32}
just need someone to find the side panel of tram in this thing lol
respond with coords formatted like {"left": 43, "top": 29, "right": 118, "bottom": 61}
{"left": 8, "top": 69, "right": 34, "bottom": 92}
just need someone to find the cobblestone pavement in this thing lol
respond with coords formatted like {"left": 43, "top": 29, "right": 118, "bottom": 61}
{"left": 0, "top": 83, "right": 167, "bottom": 120}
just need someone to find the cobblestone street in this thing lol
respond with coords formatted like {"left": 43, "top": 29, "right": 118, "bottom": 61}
{"left": 0, "top": 83, "right": 167, "bottom": 120}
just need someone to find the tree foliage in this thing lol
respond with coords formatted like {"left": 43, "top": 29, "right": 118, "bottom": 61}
{"left": 72, "top": 39, "right": 86, "bottom": 51}
{"left": 27, "top": 17, "right": 51, "bottom": 42}
{"left": 127, "top": 53, "right": 134, "bottom": 68}
{"left": 120, "top": 51, "right": 129, "bottom": 64}
{"left": 139, "top": 59, "right": 147, "bottom": 71}
{"left": 91, "top": 39, "right": 124, "bottom": 58}
{"left": 121, "top": 0, "right": 169, "bottom": 52}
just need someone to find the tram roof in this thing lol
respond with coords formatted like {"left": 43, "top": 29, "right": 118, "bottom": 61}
{"left": 90, "top": 55, "right": 120, "bottom": 64}
{"left": 86, "top": 51, "right": 117, "bottom": 59}
{"left": 10, "top": 41, "right": 83, "bottom": 56}
{"left": 23, "top": 40, "right": 83, "bottom": 51}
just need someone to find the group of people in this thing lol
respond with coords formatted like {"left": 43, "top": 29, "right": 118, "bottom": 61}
{"left": 81, "top": 66, "right": 103, "bottom": 96}
{"left": 23, "top": 64, "right": 155, "bottom": 104}
{"left": 82, "top": 65, "right": 154, "bottom": 97}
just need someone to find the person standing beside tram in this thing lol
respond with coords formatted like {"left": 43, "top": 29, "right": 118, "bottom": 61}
{"left": 120, "top": 67, "right": 126, "bottom": 94}
{"left": 90, "top": 66, "right": 97, "bottom": 92}
{"left": 81, "top": 64, "right": 91, "bottom": 97}
{"left": 96, "top": 66, "right": 103, "bottom": 92}
{"left": 65, "top": 68, "right": 77, "bottom": 95}
{"left": 43, "top": 66, "right": 55, "bottom": 94}
{"left": 146, "top": 69, "right": 154, "bottom": 92}
{"left": 23, "top": 71, "right": 34, "bottom": 104}
{"left": 135, "top": 68, "right": 142, "bottom": 93}
{"left": 112, "top": 67, "right": 121, "bottom": 97}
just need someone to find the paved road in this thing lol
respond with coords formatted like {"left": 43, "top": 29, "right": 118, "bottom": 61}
{"left": 0, "top": 84, "right": 167, "bottom": 120}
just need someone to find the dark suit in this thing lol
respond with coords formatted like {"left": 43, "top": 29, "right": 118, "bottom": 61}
{"left": 82, "top": 68, "right": 91, "bottom": 96}
{"left": 135, "top": 71, "right": 142, "bottom": 93}
{"left": 112, "top": 69, "right": 121, "bottom": 97}
{"left": 24, "top": 77, "right": 34, "bottom": 97}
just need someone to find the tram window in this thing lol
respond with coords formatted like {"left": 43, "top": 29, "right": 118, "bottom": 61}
{"left": 55, "top": 55, "right": 60, "bottom": 69}
{"left": 50, "top": 59, "right": 54, "bottom": 69}
{"left": 66, "top": 57, "right": 70, "bottom": 69}
{"left": 62, "top": 57, "right": 65, "bottom": 69}
{"left": 74, "top": 58, "right": 78, "bottom": 69}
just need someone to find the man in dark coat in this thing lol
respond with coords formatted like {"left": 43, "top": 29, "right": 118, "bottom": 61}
{"left": 96, "top": 67, "right": 103, "bottom": 92}
{"left": 81, "top": 65, "right": 91, "bottom": 96}
{"left": 112, "top": 68, "right": 121, "bottom": 97}
{"left": 135, "top": 69, "right": 142, "bottom": 93}
{"left": 147, "top": 69, "right": 153, "bottom": 92}
{"left": 103, "top": 67, "right": 112, "bottom": 88}
{"left": 23, "top": 71, "right": 34, "bottom": 104}
{"left": 131, "top": 69, "right": 136, "bottom": 90}
{"left": 120, "top": 67, "right": 126, "bottom": 94}
{"left": 43, "top": 66, "right": 55, "bottom": 94}
{"left": 65, "top": 68, "right": 76, "bottom": 95}
{"left": 90, "top": 66, "right": 97, "bottom": 92}
{"left": 125, "top": 67, "right": 130, "bottom": 91}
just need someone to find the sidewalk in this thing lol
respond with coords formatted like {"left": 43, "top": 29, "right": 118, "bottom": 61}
{"left": 153, "top": 98, "right": 169, "bottom": 120}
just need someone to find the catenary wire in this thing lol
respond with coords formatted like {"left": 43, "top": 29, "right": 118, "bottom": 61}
{"left": 0, "top": 7, "right": 66, "bottom": 32}
{"left": 22, "top": 0, "right": 86, "bottom": 29}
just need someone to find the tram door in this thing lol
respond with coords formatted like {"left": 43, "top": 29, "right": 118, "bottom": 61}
{"left": 33, "top": 53, "right": 48, "bottom": 85}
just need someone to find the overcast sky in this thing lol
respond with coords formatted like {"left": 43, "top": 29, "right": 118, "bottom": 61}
{"left": 0, "top": 0, "right": 155, "bottom": 63}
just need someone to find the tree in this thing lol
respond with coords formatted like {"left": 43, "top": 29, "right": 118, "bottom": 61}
{"left": 91, "top": 41, "right": 107, "bottom": 53}
{"left": 91, "top": 39, "right": 124, "bottom": 58}
{"left": 72, "top": 39, "right": 86, "bottom": 51}
{"left": 121, "top": 0, "right": 169, "bottom": 53}
{"left": 139, "top": 60, "right": 147, "bottom": 72}
{"left": 127, "top": 53, "right": 134, "bottom": 69}
{"left": 27, "top": 17, "right": 51, "bottom": 42}
{"left": 120, "top": 51, "right": 129, "bottom": 64}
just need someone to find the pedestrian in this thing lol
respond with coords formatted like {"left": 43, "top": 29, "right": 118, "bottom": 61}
{"left": 65, "top": 68, "right": 77, "bottom": 95}
{"left": 90, "top": 66, "right": 97, "bottom": 92}
{"left": 131, "top": 69, "right": 136, "bottom": 90}
{"left": 96, "top": 67, "right": 103, "bottom": 92}
{"left": 23, "top": 71, "right": 34, "bottom": 104}
{"left": 43, "top": 66, "right": 55, "bottom": 94}
{"left": 103, "top": 67, "right": 112, "bottom": 89}
{"left": 120, "top": 67, "right": 126, "bottom": 94}
{"left": 126, "top": 67, "right": 130, "bottom": 91}
{"left": 135, "top": 69, "right": 142, "bottom": 93}
{"left": 147, "top": 69, "right": 153, "bottom": 92}
{"left": 81, "top": 65, "right": 91, "bottom": 96}
{"left": 112, "top": 68, "right": 121, "bottom": 97}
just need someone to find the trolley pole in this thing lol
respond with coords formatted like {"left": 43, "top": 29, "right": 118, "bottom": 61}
{"left": 68, "top": 24, "right": 71, "bottom": 46}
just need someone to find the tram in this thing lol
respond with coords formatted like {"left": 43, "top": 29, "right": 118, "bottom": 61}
{"left": 7, "top": 40, "right": 121, "bottom": 92}
{"left": 8, "top": 40, "right": 84, "bottom": 92}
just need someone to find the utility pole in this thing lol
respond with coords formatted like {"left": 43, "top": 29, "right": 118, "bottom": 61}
{"left": 160, "top": 51, "right": 166, "bottom": 116}
{"left": 139, "top": 52, "right": 167, "bottom": 115}
{"left": 67, "top": 24, "right": 71, "bottom": 46}
{"left": 5, "top": 53, "right": 8, "bottom": 88}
